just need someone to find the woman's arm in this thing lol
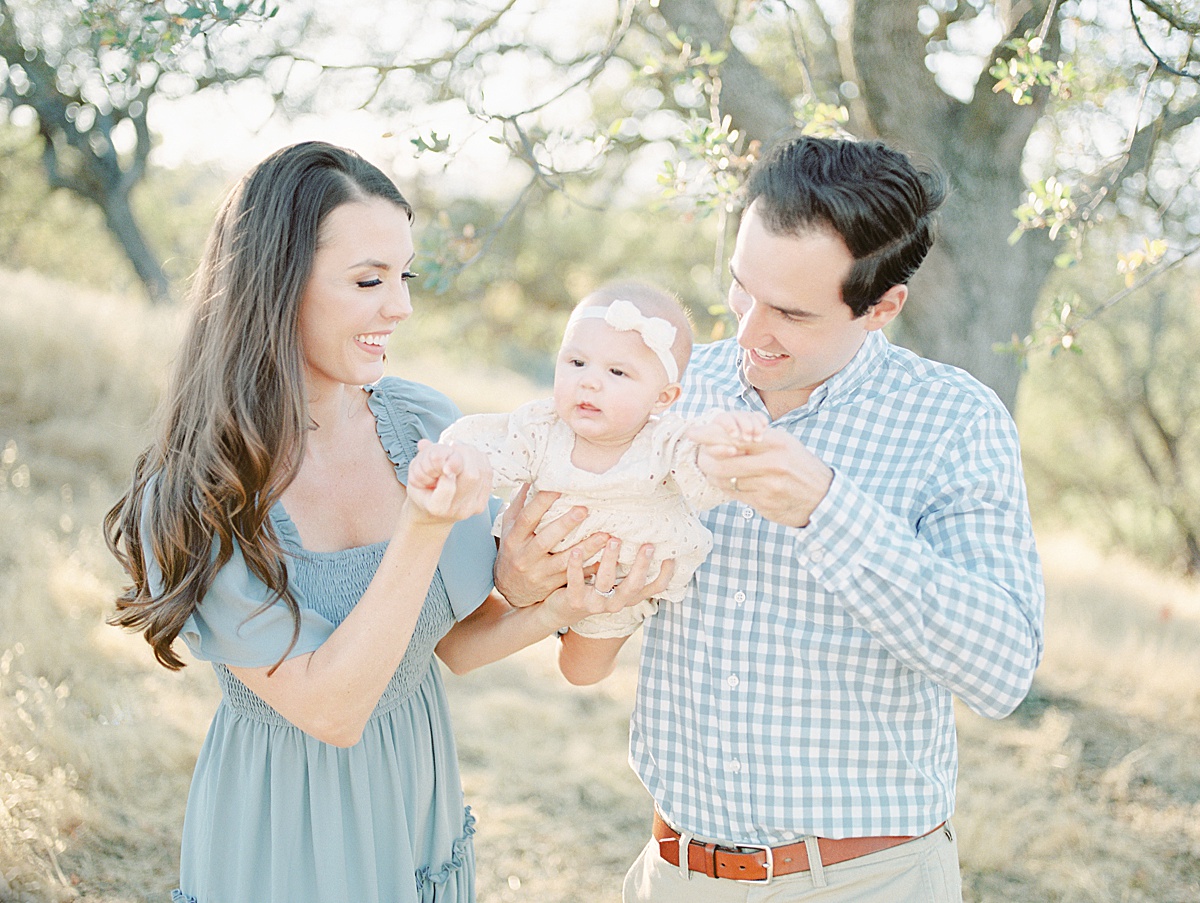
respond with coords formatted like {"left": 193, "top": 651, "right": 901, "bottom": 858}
{"left": 229, "top": 442, "right": 491, "bottom": 747}
{"left": 436, "top": 541, "right": 674, "bottom": 676}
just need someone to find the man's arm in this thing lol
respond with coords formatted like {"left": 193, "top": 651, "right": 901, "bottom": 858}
{"left": 690, "top": 411, "right": 1044, "bottom": 719}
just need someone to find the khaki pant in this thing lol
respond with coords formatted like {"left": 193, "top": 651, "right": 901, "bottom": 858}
{"left": 622, "top": 823, "right": 963, "bottom": 903}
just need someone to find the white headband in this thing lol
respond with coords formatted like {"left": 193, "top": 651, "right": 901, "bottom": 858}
{"left": 566, "top": 298, "right": 680, "bottom": 383}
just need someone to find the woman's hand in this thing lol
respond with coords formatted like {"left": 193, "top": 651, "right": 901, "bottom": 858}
{"left": 405, "top": 439, "right": 492, "bottom": 526}
{"left": 539, "top": 539, "right": 676, "bottom": 629}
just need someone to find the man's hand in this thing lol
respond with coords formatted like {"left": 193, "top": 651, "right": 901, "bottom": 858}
{"left": 493, "top": 485, "right": 610, "bottom": 606}
{"left": 688, "top": 418, "right": 834, "bottom": 528}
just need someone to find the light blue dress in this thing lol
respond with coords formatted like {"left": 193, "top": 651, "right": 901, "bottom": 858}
{"left": 160, "top": 379, "right": 496, "bottom": 903}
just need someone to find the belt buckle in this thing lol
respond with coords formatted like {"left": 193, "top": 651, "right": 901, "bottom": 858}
{"left": 732, "top": 842, "right": 774, "bottom": 884}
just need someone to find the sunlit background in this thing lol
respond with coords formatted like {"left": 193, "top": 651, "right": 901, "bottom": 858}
{"left": 2, "top": 1, "right": 1199, "bottom": 901}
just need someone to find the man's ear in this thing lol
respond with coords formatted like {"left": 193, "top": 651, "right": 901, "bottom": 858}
{"left": 863, "top": 284, "right": 907, "bottom": 331}
{"left": 654, "top": 383, "right": 682, "bottom": 412}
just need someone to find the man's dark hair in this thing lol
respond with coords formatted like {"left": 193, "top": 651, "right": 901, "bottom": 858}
{"left": 745, "top": 136, "right": 948, "bottom": 317}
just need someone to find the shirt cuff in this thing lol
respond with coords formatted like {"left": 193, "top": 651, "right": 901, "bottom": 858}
{"left": 791, "top": 470, "right": 879, "bottom": 593}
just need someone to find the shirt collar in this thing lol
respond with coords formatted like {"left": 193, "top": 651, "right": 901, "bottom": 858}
{"left": 736, "top": 330, "right": 890, "bottom": 420}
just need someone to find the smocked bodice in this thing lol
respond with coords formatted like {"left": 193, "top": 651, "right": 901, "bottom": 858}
{"left": 212, "top": 511, "right": 456, "bottom": 726}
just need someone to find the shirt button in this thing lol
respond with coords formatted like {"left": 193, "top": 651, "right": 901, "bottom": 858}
{"left": 741, "top": 507, "right": 754, "bottom": 520}
{"left": 809, "top": 543, "right": 825, "bottom": 563}
{"left": 733, "top": 591, "right": 746, "bottom": 605}
{"left": 729, "top": 759, "right": 742, "bottom": 773}
{"left": 727, "top": 674, "right": 740, "bottom": 688}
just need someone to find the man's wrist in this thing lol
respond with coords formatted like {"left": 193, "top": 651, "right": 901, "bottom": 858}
{"left": 492, "top": 563, "right": 545, "bottom": 608}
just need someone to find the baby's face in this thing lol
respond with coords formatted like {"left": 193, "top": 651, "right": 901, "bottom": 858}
{"left": 553, "top": 318, "right": 677, "bottom": 448}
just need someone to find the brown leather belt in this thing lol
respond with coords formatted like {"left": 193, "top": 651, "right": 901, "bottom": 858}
{"left": 652, "top": 811, "right": 944, "bottom": 883}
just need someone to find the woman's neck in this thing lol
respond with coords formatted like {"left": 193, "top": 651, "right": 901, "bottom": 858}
{"left": 305, "top": 383, "right": 369, "bottom": 450}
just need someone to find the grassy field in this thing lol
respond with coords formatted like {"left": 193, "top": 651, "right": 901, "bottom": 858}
{"left": 1, "top": 269, "right": 1198, "bottom": 902}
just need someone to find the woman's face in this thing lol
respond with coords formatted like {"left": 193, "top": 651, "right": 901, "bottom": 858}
{"left": 297, "top": 198, "right": 416, "bottom": 399}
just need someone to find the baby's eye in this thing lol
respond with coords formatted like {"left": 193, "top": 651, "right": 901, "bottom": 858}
{"left": 357, "top": 277, "right": 383, "bottom": 288}
{"left": 609, "top": 368, "right": 627, "bottom": 378}
{"left": 569, "top": 359, "right": 585, "bottom": 368}
{"left": 401, "top": 270, "right": 419, "bottom": 282}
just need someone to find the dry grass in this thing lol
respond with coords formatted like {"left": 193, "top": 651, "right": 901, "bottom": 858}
{"left": 1, "top": 270, "right": 1198, "bottom": 902}
{"left": 953, "top": 534, "right": 1200, "bottom": 903}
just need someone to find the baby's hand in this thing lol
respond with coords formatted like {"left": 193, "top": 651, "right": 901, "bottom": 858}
{"left": 687, "top": 411, "right": 770, "bottom": 455}
{"left": 717, "top": 411, "right": 768, "bottom": 446}
{"left": 407, "top": 440, "right": 450, "bottom": 491}
{"left": 405, "top": 440, "right": 493, "bottom": 525}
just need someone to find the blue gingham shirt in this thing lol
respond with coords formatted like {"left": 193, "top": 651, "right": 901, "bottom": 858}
{"left": 631, "top": 331, "right": 1044, "bottom": 844}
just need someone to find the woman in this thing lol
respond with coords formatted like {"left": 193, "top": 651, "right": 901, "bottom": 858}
{"left": 104, "top": 141, "right": 663, "bottom": 903}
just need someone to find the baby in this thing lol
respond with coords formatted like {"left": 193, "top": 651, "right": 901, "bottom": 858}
{"left": 439, "top": 281, "right": 752, "bottom": 638}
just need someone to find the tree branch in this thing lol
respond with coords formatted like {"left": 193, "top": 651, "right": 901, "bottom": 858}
{"left": 1131, "top": 0, "right": 1200, "bottom": 79}
{"left": 121, "top": 83, "right": 157, "bottom": 195}
{"left": 1067, "top": 242, "right": 1200, "bottom": 339}
{"left": 790, "top": 0, "right": 872, "bottom": 134}
{"left": 1135, "top": 0, "right": 1200, "bottom": 36}
{"left": 1086, "top": 95, "right": 1200, "bottom": 215}
{"left": 961, "top": 0, "right": 1059, "bottom": 162}
{"left": 653, "top": 0, "right": 794, "bottom": 144}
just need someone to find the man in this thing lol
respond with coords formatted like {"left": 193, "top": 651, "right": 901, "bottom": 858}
{"left": 498, "top": 135, "right": 1044, "bottom": 902}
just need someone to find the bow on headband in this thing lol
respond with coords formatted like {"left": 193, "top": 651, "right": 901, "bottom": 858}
{"left": 566, "top": 299, "right": 679, "bottom": 382}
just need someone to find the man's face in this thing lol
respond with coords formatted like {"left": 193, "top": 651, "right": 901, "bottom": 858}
{"left": 727, "top": 201, "right": 902, "bottom": 419}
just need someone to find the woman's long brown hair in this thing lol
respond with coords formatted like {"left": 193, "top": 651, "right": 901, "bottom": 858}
{"left": 104, "top": 142, "right": 412, "bottom": 670}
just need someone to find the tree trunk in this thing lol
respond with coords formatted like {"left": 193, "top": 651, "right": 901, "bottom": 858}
{"left": 1, "top": 0, "right": 171, "bottom": 304}
{"left": 654, "top": 0, "right": 1060, "bottom": 411}
{"left": 652, "top": 0, "right": 795, "bottom": 145}
{"left": 851, "top": 0, "right": 1060, "bottom": 412}
{"left": 894, "top": 150, "right": 1057, "bottom": 409}
{"left": 100, "top": 187, "right": 172, "bottom": 303}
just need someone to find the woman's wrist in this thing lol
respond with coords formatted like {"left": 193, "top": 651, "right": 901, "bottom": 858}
{"left": 524, "top": 588, "right": 582, "bottom": 634}
{"left": 395, "top": 499, "right": 458, "bottom": 538}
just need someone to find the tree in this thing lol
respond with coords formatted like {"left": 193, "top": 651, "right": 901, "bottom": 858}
{"left": 1020, "top": 239, "right": 1200, "bottom": 576}
{"left": 15, "top": 0, "right": 1198, "bottom": 383}
{"left": 634, "top": 0, "right": 1200, "bottom": 409}
{"left": 262, "top": 0, "right": 1200, "bottom": 409}
{"left": 0, "top": 0, "right": 279, "bottom": 301}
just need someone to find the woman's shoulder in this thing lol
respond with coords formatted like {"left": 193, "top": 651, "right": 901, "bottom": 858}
{"left": 367, "top": 377, "right": 462, "bottom": 435}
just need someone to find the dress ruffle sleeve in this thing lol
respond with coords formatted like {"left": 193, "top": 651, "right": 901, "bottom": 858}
{"left": 652, "top": 412, "right": 731, "bottom": 512}
{"left": 175, "top": 543, "right": 336, "bottom": 668}
{"left": 368, "top": 378, "right": 497, "bottom": 622}
{"left": 438, "top": 399, "right": 555, "bottom": 493}
{"left": 138, "top": 480, "right": 335, "bottom": 669}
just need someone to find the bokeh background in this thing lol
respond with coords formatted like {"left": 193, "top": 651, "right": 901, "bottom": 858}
{"left": 2, "top": 1, "right": 1199, "bottom": 900}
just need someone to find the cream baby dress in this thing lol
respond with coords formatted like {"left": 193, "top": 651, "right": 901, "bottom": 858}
{"left": 441, "top": 397, "right": 728, "bottom": 637}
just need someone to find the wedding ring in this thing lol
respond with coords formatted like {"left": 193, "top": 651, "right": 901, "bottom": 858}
{"left": 595, "top": 587, "right": 616, "bottom": 598}
{"left": 729, "top": 476, "right": 739, "bottom": 492}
